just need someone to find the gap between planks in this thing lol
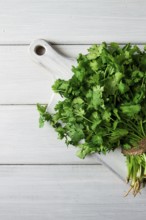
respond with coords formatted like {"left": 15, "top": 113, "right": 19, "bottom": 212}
{"left": 0, "top": 164, "right": 101, "bottom": 166}
{"left": 0, "top": 43, "right": 145, "bottom": 46}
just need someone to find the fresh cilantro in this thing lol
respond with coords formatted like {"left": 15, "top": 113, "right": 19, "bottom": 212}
{"left": 38, "top": 43, "right": 146, "bottom": 196}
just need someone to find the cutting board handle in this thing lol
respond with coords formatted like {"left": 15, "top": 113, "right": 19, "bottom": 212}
{"left": 29, "top": 39, "right": 75, "bottom": 80}
{"left": 29, "top": 39, "right": 75, "bottom": 112}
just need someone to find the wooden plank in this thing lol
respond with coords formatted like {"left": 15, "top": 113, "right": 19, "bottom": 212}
{"left": 0, "top": 0, "right": 146, "bottom": 43}
{"left": 0, "top": 105, "right": 98, "bottom": 164}
{"left": 0, "top": 44, "right": 144, "bottom": 104}
{"left": 0, "top": 165, "right": 145, "bottom": 220}
{"left": 0, "top": 45, "right": 90, "bottom": 104}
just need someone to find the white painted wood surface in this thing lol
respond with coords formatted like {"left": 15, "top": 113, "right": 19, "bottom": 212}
{"left": 0, "top": 44, "right": 143, "bottom": 104}
{"left": 0, "top": 45, "right": 88, "bottom": 104}
{"left": 0, "top": 105, "right": 97, "bottom": 164}
{"left": 0, "top": 0, "right": 146, "bottom": 219}
{"left": 0, "top": 0, "right": 146, "bottom": 44}
{"left": 0, "top": 165, "right": 145, "bottom": 220}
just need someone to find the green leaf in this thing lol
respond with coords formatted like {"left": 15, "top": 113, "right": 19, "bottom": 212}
{"left": 86, "top": 85, "right": 104, "bottom": 109}
{"left": 92, "top": 135, "right": 103, "bottom": 145}
{"left": 39, "top": 117, "right": 45, "bottom": 128}
{"left": 67, "top": 124, "right": 85, "bottom": 145}
{"left": 118, "top": 81, "right": 129, "bottom": 94}
{"left": 37, "top": 103, "right": 47, "bottom": 114}
{"left": 120, "top": 104, "right": 141, "bottom": 117}
{"left": 37, "top": 104, "right": 52, "bottom": 128}
{"left": 110, "top": 129, "right": 129, "bottom": 142}
{"left": 52, "top": 79, "right": 69, "bottom": 95}
{"left": 38, "top": 42, "right": 146, "bottom": 164}
{"left": 102, "top": 110, "right": 111, "bottom": 122}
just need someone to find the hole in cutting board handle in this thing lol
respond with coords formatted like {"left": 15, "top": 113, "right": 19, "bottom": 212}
{"left": 35, "top": 45, "right": 46, "bottom": 56}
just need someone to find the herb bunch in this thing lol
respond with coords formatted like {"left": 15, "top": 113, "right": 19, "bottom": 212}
{"left": 38, "top": 42, "right": 146, "bottom": 196}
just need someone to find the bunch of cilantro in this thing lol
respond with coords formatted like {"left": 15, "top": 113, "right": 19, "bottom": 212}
{"left": 37, "top": 42, "right": 146, "bottom": 196}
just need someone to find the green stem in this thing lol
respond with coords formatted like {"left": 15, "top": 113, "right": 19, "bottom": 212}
{"left": 121, "top": 121, "right": 144, "bottom": 139}
{"left": 128, "top": 120, "right": 145, "bottom": 137}
{"left": 129, "top": 133, "right": 142, "bottom": 140}
{"left": 125, "top": 153, "right": 146, "bottom": 196}
{"left": 140, "top": 120, "right": 146, "bottom": 136}
{"left": 74, "top": 113, "right": 93, "bottom": 123}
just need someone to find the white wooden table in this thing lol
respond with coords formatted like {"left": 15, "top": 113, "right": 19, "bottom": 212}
{"left": 1, "top": 1, "right": 146, "bottom": 219}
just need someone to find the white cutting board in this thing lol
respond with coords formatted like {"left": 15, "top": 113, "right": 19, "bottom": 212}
{"left": 29, "top": 39, "right": 127, "bottom": 181}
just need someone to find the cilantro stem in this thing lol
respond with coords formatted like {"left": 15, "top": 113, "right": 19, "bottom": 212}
{"left": 140, "top": 120, "right": 146, "bottom": 137}
{"left": 121, "top": 121, "right": 144, "bottom": 139}
{"left": 53, "top": 89, "right": 66, "bottom": 93}
{"left": 114, "top": 94, "right": 116, "bottom": 105}
{"left": 74, "top": 113, "right": 93, "bottom": 123}
{"left": 129, "top": 133, "right": 142, "bottom": 140}
{"left": 125, "top": 154, "right": 146, "bottom": 196}
{"left": 58, "top": 116, "right": 67, "bottom": 121}
{"left": 109, "top": 117, "right": 114, "bottom": 121}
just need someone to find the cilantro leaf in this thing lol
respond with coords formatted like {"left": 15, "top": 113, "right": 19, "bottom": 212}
{"left": 37, "top": 42, "right": 146, "bottom": 158}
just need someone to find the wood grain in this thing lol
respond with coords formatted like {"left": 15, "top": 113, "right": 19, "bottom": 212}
{"left": 0, "top": 44, "right": 144, "bottom": 104}
{"left": 0, "top": 165, "right": 145, "bottom": 220}
{"left": 0, "top": 0, "right": 146, "bottom": 43}
{"left": 0, "top": 0, "right": 146, "bottom": 217}
{"left": 0, "top": 105, "right": 97, "bottom": 164}
{"left": 0, "top": 45, "right": 89, "bottom": 104}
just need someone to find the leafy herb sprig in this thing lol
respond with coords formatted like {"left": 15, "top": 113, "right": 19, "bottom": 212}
{"left": 37, "top": 42, "right": 146, "bottom": 196}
